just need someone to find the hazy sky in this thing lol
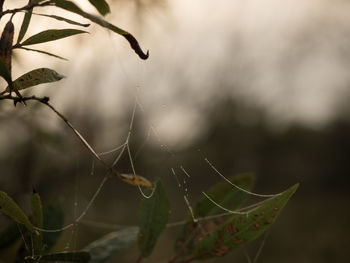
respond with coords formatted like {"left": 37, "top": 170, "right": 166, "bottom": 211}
{"left": 5, "top": 0, "right": 350, "bottom": 145}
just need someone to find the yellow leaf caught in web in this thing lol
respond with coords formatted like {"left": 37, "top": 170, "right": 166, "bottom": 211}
{"left": 113, "top": 171, "right": 153, "bottom": 188}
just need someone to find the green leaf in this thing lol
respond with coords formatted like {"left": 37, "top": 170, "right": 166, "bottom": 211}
{"left": 30, "top": 189, "right": 43, "bottom": 254}
{"left": 50, "top": 0, "right": 149, "bottom": 60}
{"left": 18, "top": 47, "right": 68, "bottom": 60}
{"left": 42, "top": 203, "right": 64, "bottom": 252}
{"left": 88, "top": 0, "right": 110, "bottom": 16}
{"left": 29, "top": 251, "right": 91, "bottom": 262}
{"left": 84, "top": 227, "right": 138, "bottom": 263}
{"left": 0, "top": 191, "right": 36, "bottom": 234}
{"left": 32, "top": 12, "right": 90, "bottom": 27}
{"left": 195, "top": 173, "right": 255, "bottom": 217}
{"left": 17, "top": 4, "right": 33, "bottom": 43}
{"left": 20, "top": 29, "right": 87, "bottom": 46}
{"left": 175, "top": 174, "right": 255, "bottom": 256}
{"left": 0, "top": 58, "right": 11, "bottom": 84}
{"left": 30, "top": 190, "right": 43, "bottom": 228}
{"left": 6, "top": 68, "right": 65, "bottom": 92}
{"left": 138, "top": 180, "right": 169, "bottom": 257}
{"left": 191, "top": 184, "right": 299, "bottom": 260}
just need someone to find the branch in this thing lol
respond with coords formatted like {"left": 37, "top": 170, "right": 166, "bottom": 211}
{"left": 0, "top": 0, "right": 4, "bottom": 20}
{"left": 0, "top": 94, "right": 152, "bottom": 187}
{"left": 0, "top": 1, "right": 51, "bottom": 17}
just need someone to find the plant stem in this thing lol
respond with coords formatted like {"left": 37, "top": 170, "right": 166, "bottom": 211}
{"left": 0, "top": 1, "right": 51, "bottom": 17}
{"left": 0, "top": 0, "right": 5, "bottom": 20}
{"left": 0, "top": 94, "right": 147, "bottom": 186}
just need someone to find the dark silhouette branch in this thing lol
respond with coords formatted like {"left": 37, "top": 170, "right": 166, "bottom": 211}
{"left": 0, "top": 1, "right": 51, "bottom": 17}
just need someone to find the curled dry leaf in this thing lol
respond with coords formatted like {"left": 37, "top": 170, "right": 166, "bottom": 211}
{"left": 0, "top": 19, "right": 23, "bottom": 99}
{"left": 0, "top": 20, "right": 14, "bottom": 74}
{"left": 51, "top": 0, "right": 149, "bottom": 60}
{"left": 115, "top": 172, "right": 153, "bottom": 188}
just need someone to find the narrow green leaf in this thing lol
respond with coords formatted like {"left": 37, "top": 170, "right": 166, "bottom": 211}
{"left": 138, "top": 180, "right": 169, "bottom": 257}
{"left": 17, "top": 4, "right": 33, "bottom": 43}
{"left": 84, "top": 227, "right": 138, "bottom": 263}
{"left": 20, "top": 29, "right": 87, "bottom": 46}
{"left": 51, "top": 0, "right": 149, "bottom": 60}
{"left": 18, "top": 47, "right": 68, "bottom": 60}
{"left": 30, "top": 190, "right": 43, "bottom": 228}
{"left": 88, "top": 0, "right": 110, "bottom": 16}
{"left": 6, "top": 68, "right": 65, "bottom": 92}
{"left": 42, "top": 203, "right": 64, "bottom": 252}
{"left": 30, "top": 189, "right": 43, "bottom": 254}
{"left": 32, "top": 12, "right": 90, "bottom": 27}
{"left": 175, "top": 174, "right": 255, "bottom": 256}
{"left": 191, "top": 184, "right": 299, "bottom": 260}
{"left": 0, "top": 223, "right": 24, "bottom": 249}
{"left": 0, "top": 191, "right": 36, "bottom": 234}
{"left": 29, "top": 251, "right": 91, "bottom": 262}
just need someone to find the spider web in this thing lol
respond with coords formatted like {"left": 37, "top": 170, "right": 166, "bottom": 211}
{"left": 33, "top": 91, "right": 279, "bottom": 262}
{"left": 12, "top": 29, "right": 283, "bottom": 263}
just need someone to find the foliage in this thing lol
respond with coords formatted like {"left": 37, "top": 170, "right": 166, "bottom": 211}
{"left": 0, "top": 0, "right": 148, "bottom": 97}
{"left": 138, "top": 180, "right": 169, "bottom": 257}
{"left": 0, "top": 174, "right": 297, "bottom": 262}
{"left": 0, "top": 0, "right": 152, "bottom": 188}
{"left": 0, "top": 1, "right": 298, "bottom": 262}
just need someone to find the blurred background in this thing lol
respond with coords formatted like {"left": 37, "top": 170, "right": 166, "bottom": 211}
{"left": 1, "top": 0, "right": 349, "bottom": 262}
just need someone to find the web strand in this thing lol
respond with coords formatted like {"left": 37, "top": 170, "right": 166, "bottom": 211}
{"left": 204, "top": 158, "right": 279, "bottom": 198}
{"left": 171, "top": 168, "right": 197, "bottom": 223}
{"left": 254, "top": 231, "right": 270, "bottom": 263}
{"left": 202, "top": 191, "right": 247, "bottom": 215}
{"left": 127, "top": 142, "right": 155, "bottom": 199}
{"left": 35, "top": 176, "right": 108, "bottom": 233}
{"left": 97, "top": 143, "right": 126, "bottom": 156}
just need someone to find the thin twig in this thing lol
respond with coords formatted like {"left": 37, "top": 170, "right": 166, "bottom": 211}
{"left": 0, "top": 1, "right": 52, "bottom": 17}
{"left": 0, "top": 94, "right": 144, "bottom": 184}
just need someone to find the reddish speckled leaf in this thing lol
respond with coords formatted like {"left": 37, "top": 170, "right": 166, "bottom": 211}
{"left": 175, "top": 174, "right": 255, "bottom": 256}
{"left": 195, "top": 173, "right": 255, "bottom": 218}
{"left": 191, "top": 184, "right": 299, "bottom": 260}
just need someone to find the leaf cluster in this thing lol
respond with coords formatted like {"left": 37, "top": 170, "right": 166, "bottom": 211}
{"left": 0, "top": 175, "right": 298, "bottom": 262}
{"left": 0, "top": 2, "right": 298, "bottom": 262}
{"left": 0, "top": 0, "right": 153, "bottom": 188}
{"left": 0, "top": 0, "right": 148, "bottom": 98}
